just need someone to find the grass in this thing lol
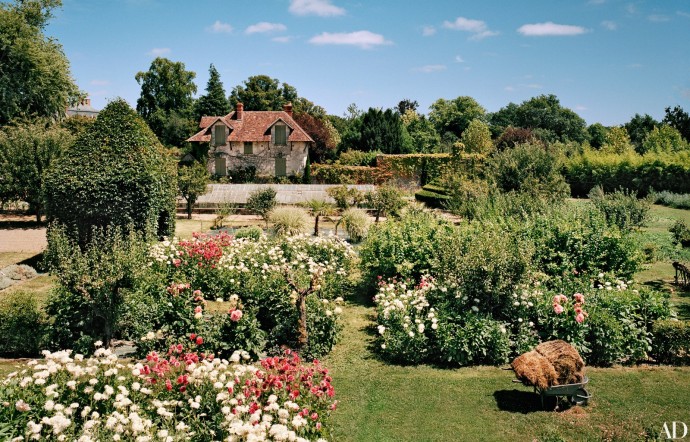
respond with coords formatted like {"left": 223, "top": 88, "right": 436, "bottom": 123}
{"left": 0, "top": 252, "right": 37, "bottom": 269}
{"left": 324, "top": 298, "right": 690, "bottom": 442}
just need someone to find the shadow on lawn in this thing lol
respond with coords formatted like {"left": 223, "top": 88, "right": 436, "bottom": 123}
{"left": 493, "top": 389, "right": 552, "bottom": 413}
{"left": 0, "top": 220, "right": 45, "bottom": 230}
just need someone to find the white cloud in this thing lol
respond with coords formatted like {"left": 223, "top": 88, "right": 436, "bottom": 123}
{"left": 422, "top": 26, "right": 436, "bottom": 36}
{"left": 455, "top": 55, "right": 465, "bottom": 63}
{"left": 626, "top": 4, "right": 637, "bottom": 14}
{"left": 147, "top": 47, "right": 170, "bottom": 56}
{"left": 443, "top": 16, "right": 499, "bottom": 40}
{"left": 601, "top": 20, "right": 617, "bottom": 30}
{"left": 648, "top": 14, "right": 670, "bottom": 22}
{"left": 518, "top": 22, "right": 588, "bottom": 36}
{"left": 272, "top": 36, "right": 294, "bottom": 43}
{"left": 505, "top": 86, "right": 515, "bottom": 91}
{"left": 207, "top": 21, "right": 233, "bottom": 33}
{"left": 309, "top": 31, "right": 391, "bottom": 49}
{"left": 289, "top": 0, "right": 344, "bottom": 17}
{"left": 246, "top": 22, "right": 287, "bottom": 34}
{"left": 522, "top": 83, "right": 543, "bottom": 89}
{"left": 575, "top": 105, "right": 588, "bottom": 111}
{"left": 678, "top": 11, "right": 690, "bottom": 18}
{"left": 90, "top": 79, "right": 110, "bottom": 86}
{"left": 414, "top": 64, "right": 447, "bottom": 73}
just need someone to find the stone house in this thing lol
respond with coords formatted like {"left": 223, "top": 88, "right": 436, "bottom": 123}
{"left": 66, "top": 97, "right": 99, "bottom": 118}
{"left": 187, "top": 102, "right": 313, "bottom": 177}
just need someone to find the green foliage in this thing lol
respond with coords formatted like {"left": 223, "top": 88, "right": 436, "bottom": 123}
{"left": 652, "top": 320, "right": 690, "bottom": 365}
{"left": 228, "top": 165, "right": 256, "bottom": 183}
{"left": 364, "top": 185, "right": 407, "bottom": 222}
{"left": 326, "top": 185, "right": 364, "bottom": 210}
{"left": 624, "top": 113, "right": 658, "bottom": 152}
{"left": 302, "top": 199, "right": 335, "bottom": 236}
{"left": 269, "top": 206, "right": 309, "bottom": 236}
{"left": 0, "top": 291, "right": 48, "bottom": 357}
{"left": 234, "top": 226, "right": 264, "bottom": 241}
{"left": 652, "top": 190, "right": 690, "bottom": 210}
{"left": 602, "top": 126, "right": 634, "bottom": 154}
{"left": 669, "top": 219, "right": 690, "bottom": 247}
{"left": 564, "top": 150, "right": 690, "bottom": 197}
{"left": 588, "top": 186, "right": 652, "bottom": 231}
{"left": 428, "top": 96, "right": 486, "bottom": 141}
{"left": 60, "top": 115, "right": 96, "bottom": 137}
{"left": 0, "top": 0, "right": 80, "bottom": 125}
{"left": 43, "top": 99, "right": 178, "bottom": 245}
{"left": 460, "top": 119, "right": 493, "bottom": 154}
{"left": 488, "top": 94, "right": 588, "bottom": 144}
{"left": 434, "top": 314, "right": 511, "bottom": 366}
{"left": 194, "top": 64, "right": 230, "bottom": 120}
{"left": 45, "top": 226, "right": 149, "bottom": 354}
{"left": 229, "top": 75, "right": 298, "bottom": 111}
{"left": 402, "top": 111, "right": 441, "bottom": 153}
{"left": 355, "top": 108, "right": 408, "bottom": 154}
{"left": 414, "top": 187, "right": 450, "bottom": 209}
{"left": 337, "top": 149, "right": 380, "bottom": 167}
{"left": 487, "top": 143, "right": 570, "bottom": 200}
{"left": 178, "top": 161, "right": 209, "bottom": 219}
{"left": 359, "top": 210, "right": 454, "bottom": 283}
{"left": 135, "top": 57, "right": 197, "bottom": 146}
{"left": 494, "top": 126, "right": 540, "bottom": 151}
{"left": 293, "top": 113, "right": 339, "bottom": 163}
{"left": 663, "top": 105, "right": 690, "bottom": 142}
{"left": 587, "top": 123, "right": 608, "bottom": 149}
{"left": 0, "top": 122, "right": 73, "bottom": 221}
{"left": 338, "top": 207, "right": 370, "bottom": 243}
{"left": 642, "top": 125, "right": 688, "bottom": 154}
{"left": 245, "top": 187, "right": 277, "bottom": 225}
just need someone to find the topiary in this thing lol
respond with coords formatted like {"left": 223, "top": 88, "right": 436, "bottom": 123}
{"left": 43, "top": 98, "right": 177, "bottom": 246}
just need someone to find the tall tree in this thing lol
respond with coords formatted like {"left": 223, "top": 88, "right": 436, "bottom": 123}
{"left": 397, "top": 99, "right": 419, "bottom": 115}
{"left": 194, "top": 64, "right": 230, "bottom": 119}
{"left": 228, "top": 75, "right": 298, "bottom": 111}
{"left": 135, "top": 57, "right": 197, "bottom": 146}
{"left": 460, "top": 119, "right": 493, "bottom": 154}
{"left": 602, "top": 126, "right": 634, "bottom": 154}
{"left": 0, "top": 0, "right": 80, "bottom": 125}
{"left": 178, "top": 161, "right": 209, "bottom": 219}
{"left": 642, "top": 125, "right": 688, "bottom": 154}
{"left": 624, "top": 113, "right": 658, "bottom": 152}
{"left": 357, "top": 108, "right": 406, "bottom": 154}
{"left": 0, "top": 121, "right": 73, "bottom": 221}
{"left": 402, "top": 110, "right": 440, "bottom": 153}
{"left": 428, "top": 96, "right": 486, "bottom": 141}
{"left": 488, "top": 94, "right": 588, "bottom": 144}
{"left": 587, "top": 123, "right": 609, "bottom": 149}
{"left": 293, "top": 112, "right": 340, "bottom": 163}
{"left": 663, "top": 105, "right": 690, "bottom": 142}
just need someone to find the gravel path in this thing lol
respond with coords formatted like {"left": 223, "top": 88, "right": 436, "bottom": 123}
{"left": 0, "top": 227, "right": 47, "bottom": 253}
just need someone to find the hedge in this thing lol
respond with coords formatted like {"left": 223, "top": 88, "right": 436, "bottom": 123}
{"left": 415, "top": 184, "right": 450, "bottom": 208}
{"left": 375, "top": 154, "right": 452, "bottom": 186}
{"left": 652, "top": 319, "right": 690, "bottom": 365}
{"left": 565, "top": 151, "right": 690, "bottom": 197}
{"left": 310, "top": 164, "right": 392, "bottom": 185}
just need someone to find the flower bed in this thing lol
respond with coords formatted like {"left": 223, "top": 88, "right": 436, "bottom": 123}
{"left": 0, "top": 344, "right": 336, "bottom": 441}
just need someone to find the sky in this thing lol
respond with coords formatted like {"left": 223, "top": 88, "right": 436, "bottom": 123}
{"left": 46, "top": 0, "right": 690, "bottom": 126}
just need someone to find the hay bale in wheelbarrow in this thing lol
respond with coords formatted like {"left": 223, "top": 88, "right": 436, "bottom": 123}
{"left": 511, "top": 340, "right": 585, "bottom": 390}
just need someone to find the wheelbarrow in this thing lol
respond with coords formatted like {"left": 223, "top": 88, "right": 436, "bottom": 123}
{"left": 511, "top": 375, "right": 591, "bottom": 410}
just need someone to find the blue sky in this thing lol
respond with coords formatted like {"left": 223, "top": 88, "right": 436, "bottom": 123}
{"left": 48, "top": 0, "right": 690, "bottom": 125}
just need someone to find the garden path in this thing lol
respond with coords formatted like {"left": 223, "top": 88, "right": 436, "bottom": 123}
{"left": 190, "top": 184, "right": 375, "bottom": 206}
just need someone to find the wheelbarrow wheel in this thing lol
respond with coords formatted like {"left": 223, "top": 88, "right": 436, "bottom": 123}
{"left": 571, "top": 387, "right": 589, "bottom": 406}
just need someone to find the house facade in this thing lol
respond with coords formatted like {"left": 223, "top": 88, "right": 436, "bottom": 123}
{"left": 187, "top": 102, "right": 313, "bottom": 177}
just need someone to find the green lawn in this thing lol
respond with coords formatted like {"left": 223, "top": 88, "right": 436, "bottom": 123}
{"left": 324, "top": 300, "right": 690, "bottom": 442}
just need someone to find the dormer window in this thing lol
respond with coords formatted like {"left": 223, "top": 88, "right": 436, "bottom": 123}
{"left": 274, "top": 124, "right": 287, "bottom": 146}
{"left": 213, "top": 125, "right": 225, "bottom": 146}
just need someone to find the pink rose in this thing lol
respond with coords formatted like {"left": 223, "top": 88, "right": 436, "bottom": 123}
{"left": 575, "top": 313, "right": 585, "bottom": 323}
{"left": 573, "top": 293, "right": 584, "bottom": 303}
{"left": 230, "top": 309, "right": 243, "bottom": 322}
{"left": 554, "top": 304, "right": 564, "bottom": 314}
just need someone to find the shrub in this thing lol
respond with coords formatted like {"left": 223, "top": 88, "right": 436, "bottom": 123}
{"left": 335, "top": 208, "right": 368, "bottom": 243}
{"left": 652, "top": 319, "right": 690, "bottom": 365}
{"left": 0, "top": 291, "right": 48, "bottom": 357}
{"left": 234, "top": 225, "right": 264, "bottom": 241}
{"left": 229, "top": 164, "right": 256, "bottom": 183}
{"left": 670, "top": 220, "right": 690, "bottom": 247}
{"left": 588, "top": 186, "right": 652, "bottom": 230}
{"left": 434, "top": 314, "right": 510, "bottom": 366}
{"left": 364, "top": 185, "right": 407, "bottom": 223}
{"left": 43, "top": 99, "right": 177, "bottom": 246}
{"left": 337, "top": 149, "right": 380, "bottom": 167}
{"left": 487, "top": 143, "right": 570, "bottom": 201}
{"left": 45, "top": 226, "right": 149, "bottom": 354}
{"left": 652, "top": 190, "right": 690, "bottom": 210}
{"left": 326, "top": 185, "right": 364, "bottom": 210}
{"left": 269, "top": 207, "right": 309, "bottom": 236}
{"left": 246, "top": 187, "right": 277, "bottom": 226}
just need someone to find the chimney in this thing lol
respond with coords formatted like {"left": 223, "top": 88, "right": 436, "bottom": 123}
{"left": 84, "top": 98, "right": 90, "bottom": 107}
{"left": 236, "top": 102, "right": 244, "bottom": 120}
{"left": 283, "top": 102, "right": 293, "bottom": 117}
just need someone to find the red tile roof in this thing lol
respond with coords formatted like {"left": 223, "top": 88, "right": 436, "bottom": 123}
{"left": 187, "top": 110, "right": 314, "bottom": 143}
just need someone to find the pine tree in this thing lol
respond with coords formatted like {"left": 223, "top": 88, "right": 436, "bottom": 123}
{"left": 195, "top": 64, "right": 231, "bottom": 119}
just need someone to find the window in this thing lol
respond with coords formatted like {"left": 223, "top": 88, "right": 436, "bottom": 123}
{"left": 244, "top": 142, "right": 253, "bottom": 154}
{"left": 274, "top": 125, "right": 287, "bottom": 146}
{"left": 214, "top": 125, "right": 225, "bottom": 146}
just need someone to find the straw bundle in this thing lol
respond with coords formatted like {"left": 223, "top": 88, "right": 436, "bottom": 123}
{"left": 511, "top": 340, "right": 585, "bottom": 390}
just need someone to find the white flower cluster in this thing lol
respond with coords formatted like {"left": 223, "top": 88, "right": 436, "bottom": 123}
{"left": 1, "top": 348, "right": 332, "bottom": 441}
{"left": 374, "top": 276, "right": 441, "bottom": 341}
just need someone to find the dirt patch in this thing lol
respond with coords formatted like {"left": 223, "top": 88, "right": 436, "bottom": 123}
{"left": 0, "top": 215, "right": 46, "bottom": 253}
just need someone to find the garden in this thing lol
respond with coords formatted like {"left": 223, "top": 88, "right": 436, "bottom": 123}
{"left": 2, "top": 61, "right": 690, "bottom": 442}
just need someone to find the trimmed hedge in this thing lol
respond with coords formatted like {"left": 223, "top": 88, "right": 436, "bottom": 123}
{"left": 375, "top": 154, "right": 451, "bottom": 186}
{"left": 415, "top": 185, "right": 450, "bottom": 208}
{"left": 310, "top": 164, "right": 392, "bottom": 185}
{"left": 565, "top": 152, "right": 690, "bottom": 197}
{"left": 652, "top": 319, "right": 690, "bottom": 365}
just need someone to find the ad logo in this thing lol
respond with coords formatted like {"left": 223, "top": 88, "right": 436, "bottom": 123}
{"left": 663, "top": 422, "right": 688, "bottom": 440}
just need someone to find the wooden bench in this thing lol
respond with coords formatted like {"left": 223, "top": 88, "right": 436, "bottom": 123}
{"left": 673, "top": 261, "right": 690, "bottom": 287}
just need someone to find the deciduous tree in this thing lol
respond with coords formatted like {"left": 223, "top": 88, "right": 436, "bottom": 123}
{"left": 178, "top": 161, "right": 209, "bottom": 219}
{"left": 663, "top": 105, "right": 690, "bottom": 142}
{"left": 229, "top": 75, "right": 297, "bottom": 111}
{"left": 428, "top": 96, "right": 486, "bottom": 140}
{"left": 0, "top": 0, "right": 80, "bottom": 125}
